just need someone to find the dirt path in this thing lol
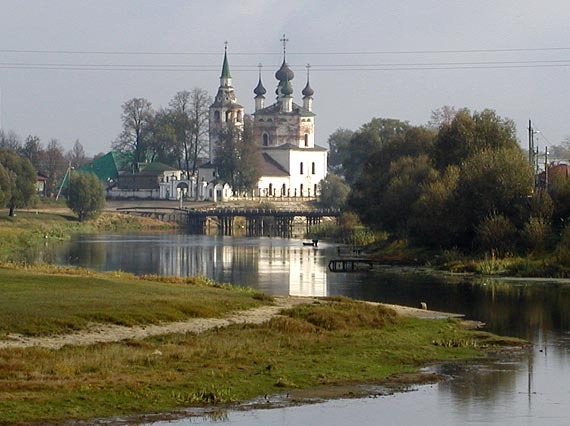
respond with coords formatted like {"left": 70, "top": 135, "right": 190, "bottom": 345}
{"left": 0, "top": 298, "right": 462, "bottom": 350}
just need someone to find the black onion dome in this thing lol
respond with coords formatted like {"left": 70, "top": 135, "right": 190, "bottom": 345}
{"left": 302, "top": 81, "right": 314, "bottom": 97}
{"left": 281, "top": 79, "right": 293, "bottom": 96}
{"left": 275, "top": 60, "right": 294, "bottom": 82}
{"left": 254, "top": 77, "right": 266, "bottom": 96}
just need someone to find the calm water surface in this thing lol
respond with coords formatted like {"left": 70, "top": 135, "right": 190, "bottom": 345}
{"left": 43, "top": 233, "right": 570, "bottom": 425}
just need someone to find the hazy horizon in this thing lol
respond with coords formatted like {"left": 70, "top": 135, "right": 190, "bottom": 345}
{"left": 1, "top": 0, "right": 569, "bottom": 156}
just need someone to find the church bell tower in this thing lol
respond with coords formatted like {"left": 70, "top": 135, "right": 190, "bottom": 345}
{"left": 208, "top": 43, "right": 244, "bottom": 161}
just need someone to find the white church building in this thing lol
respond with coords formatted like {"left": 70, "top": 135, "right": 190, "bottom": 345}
{"left": 196, "top": 40, "right": 328, "bottom": 202}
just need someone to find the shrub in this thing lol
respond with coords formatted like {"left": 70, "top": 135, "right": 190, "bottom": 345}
{"left": 475, "top": 214, "right": 517, "bottom": 255}
{"left": 66, "top": 172, "right": 105, "bottom": 221}
{"left": 520, "top": 217, "right": 554, "bottom": 253}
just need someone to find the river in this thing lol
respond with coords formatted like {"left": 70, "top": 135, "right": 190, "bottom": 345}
{"left": 38, "top": 233, "right": 570, "bottom": 425}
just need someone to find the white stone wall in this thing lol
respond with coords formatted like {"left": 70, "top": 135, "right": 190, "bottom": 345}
{"left": 287, "top": 149, "right": 327, "bottom": 197}
{"left": 257, "top": 175, "right": 290, "bottom": 197}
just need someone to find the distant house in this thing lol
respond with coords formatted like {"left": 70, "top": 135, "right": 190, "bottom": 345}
{"left": 108, "top": 161, "right": 185, "bottom": 200}
{"left": 35, "top": 172, "right": 48, "bottom": 196}
{"left": 537, "top": 162, "right": 570, "bottom": 187}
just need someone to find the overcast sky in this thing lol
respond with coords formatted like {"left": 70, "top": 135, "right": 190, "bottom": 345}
{"left": 0, "top": 0, "right": 569, "bottom": 155}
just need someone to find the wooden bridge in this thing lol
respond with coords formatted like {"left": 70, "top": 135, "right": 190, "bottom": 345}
{"left": 116, "top": 206, "right": 340, "bottom": 237}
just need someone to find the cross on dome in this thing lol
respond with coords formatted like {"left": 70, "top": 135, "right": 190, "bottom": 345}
{"left": 280, "top": 34, "right": 289, "bottom": 57}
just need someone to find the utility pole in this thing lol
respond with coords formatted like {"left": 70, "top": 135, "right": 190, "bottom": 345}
{"left": 528, "top": 120, "right": 534, "bottom": 167}
{"left": 544, "top": 146, "right": 548, "bottom": 191}
{"left": 56, "top": 162, "right": 73, "bottom": 201}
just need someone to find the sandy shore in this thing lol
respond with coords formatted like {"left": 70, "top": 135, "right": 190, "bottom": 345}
{"left": 0, "top": 297, "right": 464, "bottom": 350}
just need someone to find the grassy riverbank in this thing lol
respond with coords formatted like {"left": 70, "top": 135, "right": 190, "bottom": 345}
{"left": 0, "top": 207, "right": 176, "bottom": 262}
{"left": 0, "top": 266, "right": 523, "bottom": 424}
{"left": 0, "top": 266, "right": 266, "bottom": 337}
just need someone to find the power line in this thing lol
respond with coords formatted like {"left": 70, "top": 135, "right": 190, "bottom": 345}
{"left": 1, "top": 46, "right": 570, "bottom": 56}
{"left": 1, "top": 61, "right": 570, "bottom": 72}
{"left": 3, "top": 58, "right": 570, "bottom": 69}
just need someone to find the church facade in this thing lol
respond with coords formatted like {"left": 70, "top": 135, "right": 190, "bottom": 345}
{"left": 199, "top": 42, "right": 328, "bottom": 201}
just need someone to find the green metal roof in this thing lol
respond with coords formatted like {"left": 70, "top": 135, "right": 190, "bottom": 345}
{"left": 221, "top": 50, "right": 231, "bottom": 79}
{"left": 77, "top": 151, "right": 131, "bottom": 182}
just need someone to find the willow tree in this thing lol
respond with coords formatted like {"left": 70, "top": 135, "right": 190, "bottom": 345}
{"left": 66, "top": 172, "right": 105, "bottom": 222}
{"left": 0, "top": 149, "right": 36, "bottom": 216}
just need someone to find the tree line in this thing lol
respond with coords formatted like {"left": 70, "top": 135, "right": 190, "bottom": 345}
{"left": 0, "top": 131, "right": 103, "bottom": 220}
{"left": 112, "top": 89, "right": 210, "bottom": 175}
{"left": 113, "top": 90, "right": 261, "bottom": 193}
{"left": 322, "top": 107, "right": 570, "bottom": 256}
{"left": 0, "top": 129, "right": 90, "bottom": 197}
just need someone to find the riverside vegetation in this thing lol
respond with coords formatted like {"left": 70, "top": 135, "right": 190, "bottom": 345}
{"left": 0, "top": 209, "right": 524, "bottom": 424}
{"left": 0, "top": 204, "right": 175, "bottom": 263}
{"left": 0, "top": 265, "right": 522, "bottom": 423}
{"left": 320, "top": 109, "right": 570, "bottom": 278}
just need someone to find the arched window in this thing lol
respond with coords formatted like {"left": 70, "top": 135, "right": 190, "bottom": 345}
{"left": 214, "top": 111, "right": 220, "bottom": 122}
{"left": 225, "top": 111, "right": 231, "bottom": 122}
{"left": 311, "top": 162, "right": 316, "bottom": 175}
{"left": 237, "top": 111, "right": 242, "bottom": 122}
{"left": 300, "top": 184, "right": 304, "bottom": 197}
{"left": 300, "top": 162, "right": 304, "bottom": 175}
{"left": 314, "top": 184, "right": 318, "bottom": 196}
{"left": 282, "top": 184, "right": 286, "bottom": 196}
{"left": 268, "top": 183, "right": 273, "bottom": 197}
{"left": 304, "top": 134, "right": 309, "bottom": 147}
{"left": 263, "top": 133, "right": 269, "bottom": 146}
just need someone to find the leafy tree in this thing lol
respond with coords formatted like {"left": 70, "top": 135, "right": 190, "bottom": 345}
{"left": 148, "top": 109, "right": 180, "bottom": 166}
{"left": 147, "top": 89, "right": 211, "bottom": 174}
{"left": 475, "top": 213, "right": 517, "bottom": 255}
{"left": 528, "top": 188, "right": 554, "bottom": 221}
{"left": 0, "top": 130, "right": 22, "bottom": 152}
{"left": 20, "top": 135, "right": 43, "bottom": 170}
{"left": 339, "top": 118, "right": 411, "bottom": 186}
{"left": 454, "top": 146, "right": 533, "bottom": 244}
{"left": 166, "top": 91, "right": 193, "bottom": 171}
{"left": 346, "top": 109, "right": 533, "bottom": 252}
{"left": 41, "top": 139, "right": 66, "bottom": 196}
{"left": 66, "top": 140, "right": 89, "bottom": 169}
{"left": 432, "top": 109, "right": 518, "bottom": 170}
{"left": 375, "top": 154, "right": 438, "bottom": 235}
{"left": 186, "top": 88, "right": 211, "bottom": 174}
{"left": 0, "top": 163, "right": 11, "bottom": 207}
{"left": 427, "top": 105, "right": 457, "bottom": 129}
{"left": 409, "top": 166, "right": 460, "bottom": 248}
{"left": 213, "top": 116, "right": 260, "bottom": 194}
{"left": 113, "top": 98, "right": 154, "bottom": 163}
{"left": 327, "top": 128, "right": 353, "bottom": 175}
{"left": 163, "top": 89, "right": 211, "bottom": 175}
{"left": 0, "top": 148, "right": 36, "bottom": 216}
{"left": 548, "top": 172, "right": 570, "bottom": 228}
{"left": 347, "top": 123, "right": 435, "bottom": 233}
{"left": 66, "top": 172, "right": 105, "bottom": 221}
{"left": 318, "top": 174, "right": 350, "bottom": 209}
{"left": 521, "top": 216, "right": 554, "bottom": 253}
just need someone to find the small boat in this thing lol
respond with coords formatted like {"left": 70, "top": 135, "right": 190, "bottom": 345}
{"left": 303, "top": 239, "right": 319, "bottom": 247}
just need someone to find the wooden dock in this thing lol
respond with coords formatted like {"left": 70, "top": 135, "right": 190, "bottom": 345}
{"left": 328, "top": 258, "right": 376, "bottom": 273}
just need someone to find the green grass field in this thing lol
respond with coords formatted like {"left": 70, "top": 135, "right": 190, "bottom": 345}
{"left": 0, "top": 293, "right": 519, "bottom": 424}
{"left": 0, "top": 266, "right": 266, "bottom": 337}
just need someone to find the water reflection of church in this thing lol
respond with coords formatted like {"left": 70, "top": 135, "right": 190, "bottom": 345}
{"left": 157, "top": 240, "right": 327, "bottom": 297}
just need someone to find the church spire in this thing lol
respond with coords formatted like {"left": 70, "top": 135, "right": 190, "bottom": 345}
{"left": 275, "top": 34, "right": 294, "bottom": 106}
{"left": 302, "top": 64, "right": 314, "bottom": 112}
{"left": 220, "top": 42, "right": 232, "bottom": 86}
